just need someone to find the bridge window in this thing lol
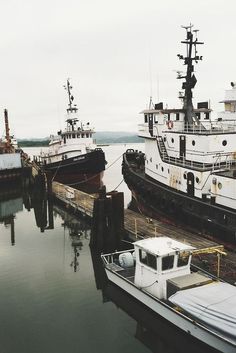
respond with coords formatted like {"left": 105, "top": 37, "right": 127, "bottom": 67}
{"left": 177, "top": 253, "right": 190, "bottom": 267}
{"left": 139, "top": 249, "right": 157, "bottom": 270}
{"left": 162, "top": 255, "right": 174, "bottom": 271}
{"left": 176, "top": 113, "right": 179, "bottom": 121}
{"left": 205, "top": 112, "right": 209, "bottom": 119}
{"left": 144, "top": 114, "right": 148, "bottom": 123}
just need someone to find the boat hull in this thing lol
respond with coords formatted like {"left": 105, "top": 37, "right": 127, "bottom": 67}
{"left": 105, "top": 268, "right": 236, "bottom": 353}
{"left": 122, "top": 152, "right": 236, "bottom": 245}
{"left": 41, "top": 149, "right": 106, "bottom": 189}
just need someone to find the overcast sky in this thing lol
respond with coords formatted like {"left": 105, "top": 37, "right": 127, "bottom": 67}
{"left": 0, "top": 0, "right": 235, "bottom": 138}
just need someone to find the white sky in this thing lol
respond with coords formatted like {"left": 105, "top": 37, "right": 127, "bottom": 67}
{"left": 0, "top": 0, "right": 235, "bottom": 138}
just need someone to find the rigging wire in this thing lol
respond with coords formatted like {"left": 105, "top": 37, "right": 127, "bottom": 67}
{"left": 65, "top": 152, "right": 123, "bottom": 187}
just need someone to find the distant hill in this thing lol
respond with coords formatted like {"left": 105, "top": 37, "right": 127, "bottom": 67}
{"left": 94, "top": 131, "right": 142, "bottom": 144}
{"left": 18, "top": 131, "right": 142, "bottom": 147}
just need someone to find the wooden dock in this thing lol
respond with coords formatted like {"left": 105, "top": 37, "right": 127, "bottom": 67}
{"left": 52, "top": 181, "right": 236, "bottom": 283}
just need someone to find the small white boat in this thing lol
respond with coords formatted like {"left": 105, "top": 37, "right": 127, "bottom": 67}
{"left": 101, "top": 237, "right": 236, "bottom": 352}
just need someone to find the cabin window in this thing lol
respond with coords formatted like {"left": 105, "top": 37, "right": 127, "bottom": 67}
{"left": 177, "top": 253, "right": 190, "bottom": 267}
{"left": 144, "top": 114, "right": 148, "bottom": 123}
{"left": 64, "top": 137, "right": 66, "bottom": 143}
{"left": 196, "top": 112, "right": 200, "bottom": 119}
{"left": 77, "top": 134, "right": 80, "bottom": 138}
{"left": 150, "top": 157, "right": 152, "bottom": 162}
{"left": 86, "top": 133, "right": 89, "bottom": 138}
{"left": 192, "top": 140, "right": 195, "bottom": 146}
{"left": 139, "top": 250, "right": 157, "bottom": 270}
{"left": 162, "top": 255, "right": 174, "bottom": 271}
{"left": 204, "top": 112, "right": 209, "bottom": 119}
{"left": 82, "top": 133, "right": 84, "bottom": 138}
{"left": 176, "top": 113, "right": 179, "bottom": 121}
{"left": 72, "top": 134, "right": 75, "bottom": 138}
{"left": 90, "top": 133, "right": 92, "bottom": 138}
{"left": 154, "top": 114, "right": 158, "bottom": 123}
{"left": 167, "top": 113, "right": 170, "bottom": 121}
{"left": 218, "top": 182, "right": 222, "bottom": 190}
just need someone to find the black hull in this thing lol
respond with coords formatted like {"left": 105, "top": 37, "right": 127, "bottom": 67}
{"left": 41, "top": 149, "right": 106, "bottom": 188}
{"left": 122, "top": 151, "right": 236, "bottom": 245}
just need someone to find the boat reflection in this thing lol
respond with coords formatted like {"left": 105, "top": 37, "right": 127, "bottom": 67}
{"left": 54, "top": 204, "right": 91, "bottom": 272}
{"left": 0, "top": 178, "right": 53, "bottom": 242}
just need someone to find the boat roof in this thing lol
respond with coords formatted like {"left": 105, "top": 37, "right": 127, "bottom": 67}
{"left": 134, "top": 237, "right": 194, "bottom": 256}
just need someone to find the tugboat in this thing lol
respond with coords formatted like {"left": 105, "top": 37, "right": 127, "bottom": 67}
{"left": 101, "top": 237, "right": 236, "bottom": 353}
{"left": 122, "top": 25, "right": 236, "bottom": 244}
{"left": 37, "top": 79, "right": 106, "bottom": 188}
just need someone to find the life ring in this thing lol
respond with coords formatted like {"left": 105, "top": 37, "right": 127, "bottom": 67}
{"left": 167, "top": 120, "right": 173, "bottom": 129}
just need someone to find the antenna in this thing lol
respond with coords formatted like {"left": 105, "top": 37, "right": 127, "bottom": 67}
{"left": 64, "top": 79, "right": 78, "bottom": 114}
{"left": 177, "top": 24, "right": 204, "bottom": 128}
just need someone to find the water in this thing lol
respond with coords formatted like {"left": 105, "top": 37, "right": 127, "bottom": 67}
{"left": 0, "top": 144, "right": 215, "bottom": 353}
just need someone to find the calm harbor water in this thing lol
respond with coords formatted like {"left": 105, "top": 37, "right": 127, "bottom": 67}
{"left": 0, "top": 144, "right": 216, "bottom": 353}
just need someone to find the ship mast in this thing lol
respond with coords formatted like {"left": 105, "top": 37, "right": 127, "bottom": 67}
{"left": 63, "top": 79, "right": 78, "bottom": 130}
{"left": 177, "top": 24, "right": 204, "bottom": 129}
{"left": 4, "top": 109, "right": 11, "bottom": 150}
{"left": 64, "top": 79, "right": 78, "bottom": 114}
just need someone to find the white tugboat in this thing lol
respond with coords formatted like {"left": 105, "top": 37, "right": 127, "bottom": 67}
{"left": 122, "top": 25, "right": 236, "bottom": 244}
{"left": 37, "top": 79, "right": 106, "bottom": 187}
{"left": 101, "top": 237, "right": 236, "bottom": 353}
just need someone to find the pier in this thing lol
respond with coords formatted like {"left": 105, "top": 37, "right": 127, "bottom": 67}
{"left": 52, "top": 181, "right": 236, "bottom": 284}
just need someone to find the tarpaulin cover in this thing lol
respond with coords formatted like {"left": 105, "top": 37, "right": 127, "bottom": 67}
{"left": 169, "top": 282, "right": 236, "bottom": 339}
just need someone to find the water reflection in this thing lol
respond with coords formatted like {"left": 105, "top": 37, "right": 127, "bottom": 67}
{"left": 54, "top": 204, "right": 91, "bottom": 272}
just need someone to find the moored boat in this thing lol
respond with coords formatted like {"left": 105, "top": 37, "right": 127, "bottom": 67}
{"left": 0, "top": 109, "right": 23, "bottom": 182}
{"left": 101, "top": 236, "right": 236, "bottom": 353}
{"left": 36, "top": 79, "right": 106, "bottom": 189}
{"left": 122, "top": 25, "right": 236, "bottom": 244}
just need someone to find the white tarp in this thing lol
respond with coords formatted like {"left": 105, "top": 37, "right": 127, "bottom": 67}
{"left": 0, "top": 153, "right": 21, "bottom": 171}
{"left": 169, "top": 282, "right": 236, "bottom": 339}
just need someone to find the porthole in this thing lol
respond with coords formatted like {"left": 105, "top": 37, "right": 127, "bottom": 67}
{"left": 218, "top": 182, "right": 222, "bottom": 189}
{"left": 171, "top": 138, "right": 174, "bottom": 143}
{"left": 150, "top": 157, "right": 152, "bottom": 162}
{"left": 196, "top": 177, "right": 200, "bottom": 183}
{"left": 222, "top": 140, "right": 227, "bottom": 146}
{"left": 183, "top": 172, "right": 187, "bottom": 180}
{"left": 192, "top": 140, "right": 195, "bottom": 146}
{"left": 156, "top": 164, "right": 158, "bottom": 169}
{"left": 161, "top": 166, "right": 164, "bottom": 172}
{"left": 163, "top": 137, "right": 167, "bottom": 142}
{"left": 168, "top": 169, "right": 170, "bottom": 174}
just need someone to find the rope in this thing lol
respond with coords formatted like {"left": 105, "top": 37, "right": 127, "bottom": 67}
{"left": 139, "top": 280, "right": 158, "bottom": 289}
{"left": 63, "top": 153, "right": 124, "bottom": 187}
{"left": 105, "top": 153, "right": 123, "bottom": 170}
{"left": 109, "top": 178, "right": 124, "bottom": 192}
{"left": 51, "top": 160, "right": 63, "bottom": 181}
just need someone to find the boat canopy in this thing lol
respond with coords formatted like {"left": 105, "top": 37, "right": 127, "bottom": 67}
{"left": 169, "top": 282, "right": 236, "bottom": 340}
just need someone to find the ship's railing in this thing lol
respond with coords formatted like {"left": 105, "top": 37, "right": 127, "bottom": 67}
{"left": 161, "top": 151, "right": 236, "bottom": 171}
{"left": 138, "top": 121, "right": 236, "bottom": 134}
{"left": 177, "top": 121, "right": 236, "bottom": 134}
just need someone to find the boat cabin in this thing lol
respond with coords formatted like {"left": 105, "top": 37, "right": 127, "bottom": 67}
{"left": 133, "top": 237, "right": 194, "bottom": 300}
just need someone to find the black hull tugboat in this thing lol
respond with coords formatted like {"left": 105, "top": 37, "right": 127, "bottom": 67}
{"left": 37, "top": 79, "right": 106, "bottom": 189}
{"left": 122, "top": 25, "right": 236, "bottom": 244}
